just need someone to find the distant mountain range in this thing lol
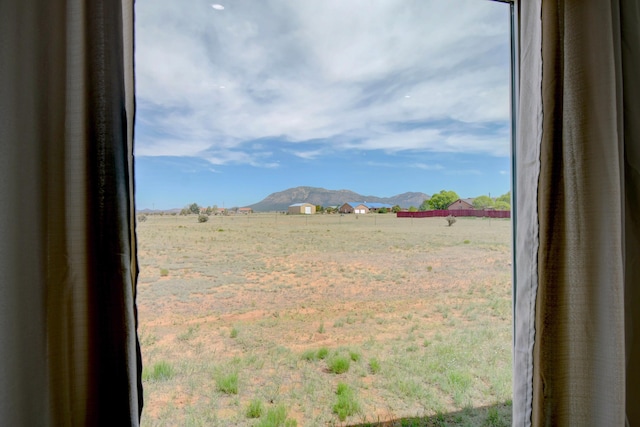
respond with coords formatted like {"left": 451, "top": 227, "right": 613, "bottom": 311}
{"left": 248, "top": 186, "right": 430, "bottom": 212}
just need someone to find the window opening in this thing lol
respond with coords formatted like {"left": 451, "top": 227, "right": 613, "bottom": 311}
{"left": 134, "top": 1, "right": 514, "bottom": 425}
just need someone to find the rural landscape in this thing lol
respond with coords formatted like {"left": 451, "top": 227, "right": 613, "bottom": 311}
{"left": 136, "top": 197, "right": 513, "bottom": 426}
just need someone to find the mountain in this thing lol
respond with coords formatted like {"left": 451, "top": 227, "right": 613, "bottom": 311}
{"left": 247, "top": 186, "right": 430, "bottom": 212}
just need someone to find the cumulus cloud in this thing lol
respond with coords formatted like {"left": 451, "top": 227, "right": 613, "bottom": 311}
{"left": 135, "top": 0, "right": 510, "bottom": 165}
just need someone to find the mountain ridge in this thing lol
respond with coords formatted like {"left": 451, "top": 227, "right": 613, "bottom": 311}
{"left": 248, "top": 186, "right": 430, "bottom": 212}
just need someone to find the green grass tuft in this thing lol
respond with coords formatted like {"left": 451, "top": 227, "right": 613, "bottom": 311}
{"left": 328, "top": 356, "right": 350, "bottom": 374}
{"left": 215, "top": 371, "right": 238, "bottom": 394}
{"left": 316, "top": 347, "right": 329, "bottom": 360}
{"left": 142, "top": 361, "right": 174, "bottom": 381}
{"left": 246, "top": 398, "right": 264, "bottom": 418}
{"left": 333, "top": 382, "right": 360, "bottom": 421}
{"left": 256, "top": 404, "right": 297, "bottom": 427}
{"left": 368, "top": 358, "right": 381, "bottom": 374}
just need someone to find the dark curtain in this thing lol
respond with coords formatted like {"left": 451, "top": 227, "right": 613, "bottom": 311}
{"left": 0, "top": 1, "right": 141, "bottom": 425}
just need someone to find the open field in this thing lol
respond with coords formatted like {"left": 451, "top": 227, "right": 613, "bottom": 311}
{"left": 137, "top": 213, "right": 512, "bottom": 426}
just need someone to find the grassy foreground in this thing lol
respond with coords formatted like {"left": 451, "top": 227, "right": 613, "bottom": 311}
{"left": 137, "top": 213, "right": 512, "bottom": 426}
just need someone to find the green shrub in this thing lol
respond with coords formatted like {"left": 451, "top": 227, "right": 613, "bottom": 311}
{"left": 333, "top": 383, "right": 360, "bottom": 421}
{"left": 230, "top": 327, "right": 239, "bottom": 338}
{"left": 349, "top": 351, "right": 361, "bottom": 362}
{"left": 246, "top": 398, "right": 264, "bottom": 418}
{"left": 159, "top": 268, "right": 169, "bottom": 277}
{"left": 328, "top": 356, "right": 350, "bottom": 374}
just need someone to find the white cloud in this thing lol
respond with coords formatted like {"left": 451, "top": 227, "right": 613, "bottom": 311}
{"left": 135, "top": 0, "right": 511, "bottom": 164}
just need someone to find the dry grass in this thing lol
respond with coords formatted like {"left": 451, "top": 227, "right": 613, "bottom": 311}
{"left": 137, "top": 213, "right": 512, "bottom": 426}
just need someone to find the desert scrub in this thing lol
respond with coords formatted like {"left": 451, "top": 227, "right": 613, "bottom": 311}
{"left": 332, "top": 383, "right": 361, "bottom": 421}
{"left": 256, "top": 404, "right": 297, "bottom": 427}
{"left": 159, "top": 268, "right": 169, "bottom": 277}
{"left": 142, "top": 361, "right": 174, "bottom": 381}
{"left": 246, "top": 398, "right": 264, "bottom": 418}
{"left": 349, "top": 351, "right": 361, "bottom": 362}
{"left": 214, "top": 371, "right": 238, "bottom": 394}
{"left": 328, "top": 355, "right": 350, "bottom": 374}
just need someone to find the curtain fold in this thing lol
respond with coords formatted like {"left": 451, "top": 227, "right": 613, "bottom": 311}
{"left": 0, "top": 1, "right": 141, "bottom": 425}
{"left": 514, "top": 0, "right": 640, "bottom": 425}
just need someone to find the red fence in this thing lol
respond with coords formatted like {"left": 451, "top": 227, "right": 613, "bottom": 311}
{"left": 397, "top": 209, "right": 510, "bottom": 219}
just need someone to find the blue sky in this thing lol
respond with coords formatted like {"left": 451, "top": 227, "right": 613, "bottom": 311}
{"left": 134, "top": 0, "right": 512, "bottom": 210}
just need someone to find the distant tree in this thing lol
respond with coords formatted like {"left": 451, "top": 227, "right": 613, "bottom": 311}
{"left": 497, "top": 191, "right": 511, "bottom": 204}
{"left": 419, "top": 199, "right": 431, "bottom": 211}
{"left": 211, "top": 204, "right": 219, "bottom": 215}
{"left": 408, "top": 206, "right": 418, "bottom": 212}
{"left": 378, "top": 207, "right": 388, "bottom": 214}
{"left": 180, "top": 207, "right": 190, "bottom": 216}
{"left": 391, "top": 205, "right": 401, "bottom": 213}
{"left": 205, "top": 206, "right": 213, "bottom": 215}
{"left": 428, "top": 190, "right": 460, "bottom": 210}
{"left": 316, "top": 205, "right": 324, "bottom": 213}
{"left": 495, "top": 200, "right": 511, "bottom": 210}
{"left": 472, "top": 195, "right": 495, "bottom": 209}
{"left": 189, "top": 202, "right": 200, "bottom": 215}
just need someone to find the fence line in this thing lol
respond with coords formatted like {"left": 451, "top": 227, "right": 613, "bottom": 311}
{"left": 397, "top": 209, "right": 511, "bottom": 219}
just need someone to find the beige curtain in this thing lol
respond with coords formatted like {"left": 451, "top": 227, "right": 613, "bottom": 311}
{"left": 0, "top": 1, "right": 141, "bottom": 425}
{"left": 514, "top": 0, "right": 640, "bottom": 425}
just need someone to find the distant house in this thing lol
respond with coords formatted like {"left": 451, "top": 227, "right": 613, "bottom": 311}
{"left": 339, "top": 202, "right": 368, "bottom": 214}
{"left": 447, "top": 198, "right": 475, "bottom": 210}
{"left": 288, "top": 203, "right": 316, "bottom": 215}
{"left": 362, "top": 202, "right": 394, "bottom": 213}
{"left": 339, "top": 202, "right": 393, "bottom": 214}
{"left": 238, "top": 207, "right": 253, "bottom": 214}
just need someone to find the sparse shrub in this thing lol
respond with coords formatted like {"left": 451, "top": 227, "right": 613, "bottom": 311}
{"left": 317, "top": 347, "right": 329, "bottom": 360}
{"left": 328, "top": 356, "right": 350, "bottom": 374}
{"left": 333, "top": 382, "right": 360, "bottom": 421}
{"left": 369, "top": 358, "right": 381, "bottom": 374}
{"left": 230, "top": 327, "right": 239, "bottom": 338}
{"left": 198, "top": 214, "right": 209, "bottom": 223}
{"left": 349, "top": 351, "right": 361, "bottom": 362}
{"left": 246, "top": 398, "right": 264, "bottom": 418}
{"left": 215, "top": 371, "right": 238, "bottom": 394}
{"left": 159, "top": 268, "right": 169, "bottom": 277}
{"left": 137, "top": 214, "right": 148, "bottom": 222}
{"left": 464, "top": 239, "right": 470, "bottom": 244}
{"left": 317, "top": 322, "right": 325, "bottom": 333}
{"left": 142, "top": 361, "right": 174, "bottom": 381}
{"left": 446, "top": 215, "right": 457, "bottom": 226}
